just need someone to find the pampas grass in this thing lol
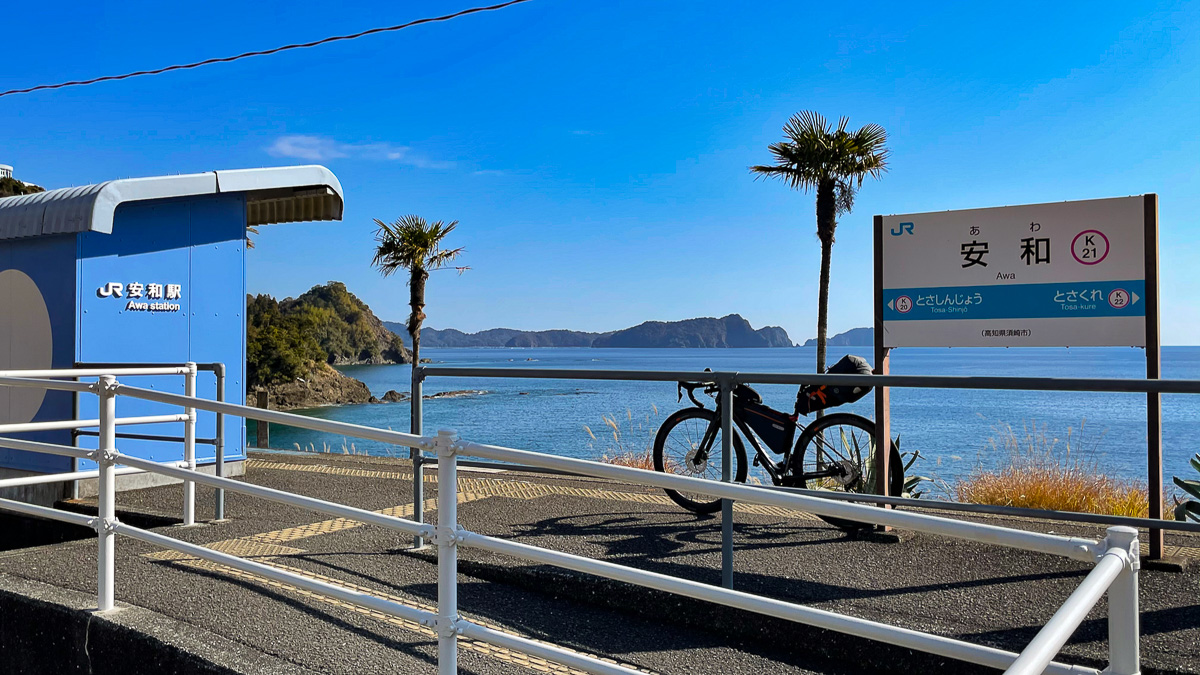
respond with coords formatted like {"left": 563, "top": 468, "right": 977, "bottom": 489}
{"left": 955, "top": 419, "right": 1152, "bottom": 517}
{"left": 585, "top": 405, "right": 658, "bottom": 470}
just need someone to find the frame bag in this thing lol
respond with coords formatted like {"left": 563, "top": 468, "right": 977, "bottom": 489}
{"left": 741, "top": 400, "right": 797, "bottom": 454}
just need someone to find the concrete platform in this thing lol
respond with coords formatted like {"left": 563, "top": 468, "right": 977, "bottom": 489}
{"left": 0, "top": 450, "right": 1197, "bottom": 674}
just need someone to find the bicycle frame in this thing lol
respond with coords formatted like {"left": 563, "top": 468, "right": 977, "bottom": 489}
{"left": 686, "top": 387, "right": 846, "bottom": 487}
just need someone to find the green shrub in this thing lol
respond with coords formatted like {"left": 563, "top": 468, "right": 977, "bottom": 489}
{"left": 1172, "top": 453, "right": 1200, "bottom": 522}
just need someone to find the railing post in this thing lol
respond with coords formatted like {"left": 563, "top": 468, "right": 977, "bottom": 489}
{"left": 719, "top": 375, "right": 734, "bottom": 590}
{"left": 213, "top": 363, "right": 226, "bottom": 521}
{"left": 255, "top": 390, "right": 270, "bottom": 449}
{"left": 183, "top": 362, "right": 197, "bottom": 526}
{"left": 1105, "top": 526, "right": 1141, "bottom": 675}
{"left": 96, "top": 374, "right": 117, "bottom": 612}
{"left": 411, "top": 364, "right": 425, "bottom": 549}
{"left": 435, "top": 429, "right": 459, "bottom": 675}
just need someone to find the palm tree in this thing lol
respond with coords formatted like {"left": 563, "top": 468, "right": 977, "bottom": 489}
{"left": 371, "top": 215, "right": 466, "bottom": 405}
{"left": 751, "top": 111, "right": 889, "bottom": 374}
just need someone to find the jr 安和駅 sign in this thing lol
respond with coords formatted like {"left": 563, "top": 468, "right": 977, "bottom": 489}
{"left": 96, "top": 281, "right": 184, "bottom": 313}
{"left": 879, "top": 196, "right": 1153, "bottom": 348}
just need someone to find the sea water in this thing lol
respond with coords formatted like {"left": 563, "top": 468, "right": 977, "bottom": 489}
{"left": 258, "top": 346, "right": 1200, "bottom": 490}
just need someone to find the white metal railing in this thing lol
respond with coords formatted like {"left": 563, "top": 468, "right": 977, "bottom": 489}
{"left": 0, "top": 368, "right": 1141, "bottom": 675}
{"left": 0, "top": 365, "right": 201, "bottom": 525}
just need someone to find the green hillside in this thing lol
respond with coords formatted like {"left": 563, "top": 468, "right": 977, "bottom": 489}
{"left": 248, "top": 282, "right": 409, "bottom": 388}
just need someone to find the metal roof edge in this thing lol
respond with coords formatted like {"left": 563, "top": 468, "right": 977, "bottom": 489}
{"left": 90, "top": 173, "right": 219, "bottom": 235}
{"left": 0, "top": 166, "right": 342, "bottom": 241}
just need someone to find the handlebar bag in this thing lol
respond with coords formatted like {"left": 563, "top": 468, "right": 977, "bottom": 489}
{"left": 733, "top": 383, "right": 762, "bottom": 405}
{"left": 796, "top": 354, "right": 874, "bottom": 415}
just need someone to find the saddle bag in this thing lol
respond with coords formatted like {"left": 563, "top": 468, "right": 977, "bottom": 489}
{"left": 795, "top": 354, "right": 873, "bottom": 415}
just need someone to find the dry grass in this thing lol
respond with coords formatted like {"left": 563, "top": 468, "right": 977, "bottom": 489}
{"left": 586, "top": 406, "right": 658, "bottom": 469}
{"left": 292, "top": 438, "right": 376, "bottom": 456}
{"left": 955, "top": 420, "right": 1152, "bottom": 517}
{"left": 599, "top": 450, "right": 658, "bottom": 470}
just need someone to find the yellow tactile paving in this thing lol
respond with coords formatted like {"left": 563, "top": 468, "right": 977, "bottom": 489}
{"left": 143, "top": 538, "right": 304, "bottom": 562}
{"left": 249, "top": 458, "right": 821, "bottom": 521}
{"left": 1165, "top": 544, "right": 1199, "bottom": 559}
{"left": 248, "top": 458, "right": 436, "bottom": 483}
{"left": 251, "top": 458, "right": 1200, "bottom": 545}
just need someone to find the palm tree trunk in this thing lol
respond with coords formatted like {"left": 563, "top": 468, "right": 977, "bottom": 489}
{"left": 817, "top": 234, "right": 832, "bottom": 375}
{"left": 814, "top": 180, "right": 837, "bottom": 375}
{"left": 408, "top": 269, "right": 429, "bottom": 395}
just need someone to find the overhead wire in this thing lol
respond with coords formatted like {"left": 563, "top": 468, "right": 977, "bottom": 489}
{"left": 0, "top": 0, "right": 533, "bottom": 99}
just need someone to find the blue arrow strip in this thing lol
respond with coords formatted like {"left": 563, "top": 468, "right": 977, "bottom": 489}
{"left": 883, "top": 280, "right": 1145, "bottom": 321}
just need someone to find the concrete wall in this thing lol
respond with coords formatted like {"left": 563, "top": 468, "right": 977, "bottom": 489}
{"left": 0, "top": 573, "right": 307, "bottom": 675}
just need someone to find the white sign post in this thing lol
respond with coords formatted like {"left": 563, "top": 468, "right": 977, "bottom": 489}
{"left": 871, "top": 195, "right": 1163, "bottom": 556}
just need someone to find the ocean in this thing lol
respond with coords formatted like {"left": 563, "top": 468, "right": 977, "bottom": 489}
{"left": 257, "top": 346, "right": 1200, "bottom": 491}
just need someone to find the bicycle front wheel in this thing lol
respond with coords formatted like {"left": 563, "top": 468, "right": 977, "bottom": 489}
{"left": 652, "top": 407, "right": 747, "bottom": 514}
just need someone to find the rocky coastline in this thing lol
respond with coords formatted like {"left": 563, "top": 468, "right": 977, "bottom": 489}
{"left": 249, "top": 365, "right": 485, "bottom": 411}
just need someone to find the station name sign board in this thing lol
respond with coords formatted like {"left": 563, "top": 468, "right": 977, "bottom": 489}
{"left": 96, "top": 281, "right": 184, "bottom": 313}
{"left": 879, "top": 196, "right": 1152, "bottom": 348}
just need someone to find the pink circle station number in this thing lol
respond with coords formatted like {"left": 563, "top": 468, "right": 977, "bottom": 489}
{"left": 1071, "top": 230, "right": 1109, "bottom": 265}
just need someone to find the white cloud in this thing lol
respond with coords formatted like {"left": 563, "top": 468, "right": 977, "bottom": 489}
{"left": 266, "top": 135, "right": 453, "bottom": 169}
{"left": 266, "top": 135, "right": 347, "bottom": 161}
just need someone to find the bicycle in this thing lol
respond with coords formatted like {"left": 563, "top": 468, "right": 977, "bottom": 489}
{"left": 651, "top": 355, "right": 903, "bottom": 530}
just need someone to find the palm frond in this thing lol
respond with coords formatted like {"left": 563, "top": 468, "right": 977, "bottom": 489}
{"left": 371, "top": 215, "right": 468, "bottom": 281}
{"left": 750, "top": 111, "right": 890, "bottom": 193}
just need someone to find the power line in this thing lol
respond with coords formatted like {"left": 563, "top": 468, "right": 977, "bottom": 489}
{"left": 0, "top": 0, "right": 534, "bottom": 99}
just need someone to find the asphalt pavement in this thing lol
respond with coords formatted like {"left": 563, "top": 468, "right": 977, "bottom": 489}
{"left": 0, "top": 450, "right": 1197, "bottom": 675}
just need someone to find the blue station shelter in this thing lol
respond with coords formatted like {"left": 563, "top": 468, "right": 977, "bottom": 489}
{"left": 0, "top": 166, "right": 343, "bottom": 502}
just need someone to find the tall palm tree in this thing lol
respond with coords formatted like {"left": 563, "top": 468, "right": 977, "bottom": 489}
{"left": 371, "top": 215, "right": 466, "bottom": 406}
{"left": 751, "top": 111, "right": 889, "bottom": 374}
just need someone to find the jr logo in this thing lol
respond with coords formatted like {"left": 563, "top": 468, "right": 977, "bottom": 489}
{"left": 890, "top": 222, "right": 914, "bottom": 236}
{"left": 96, "top": 282, "right": 124, "bottom": 298}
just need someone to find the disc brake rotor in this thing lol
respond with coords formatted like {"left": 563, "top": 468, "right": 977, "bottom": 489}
{"left": 684, "top": 448, "right": 709, "bottom": 475}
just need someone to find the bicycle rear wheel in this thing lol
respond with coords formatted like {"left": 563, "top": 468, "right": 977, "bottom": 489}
{"left": 792, "top": 413, "right": 902, "bottom": 530}
{"left": 652, "top": 407, "right": 747, "bottom": 514}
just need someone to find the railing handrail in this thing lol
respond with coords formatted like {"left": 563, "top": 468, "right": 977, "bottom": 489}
{"left": 420, "top": 364, "right": 1200, "bottom": 395}
{"left": 0, "top": 369, "right": 1142, "bottom": 675}
{"left": 0, "top": 367, "right": 192, "bottom": 378}
{"left": 113, "top": 382, "right": 431, "bottom": 451}
{"left": 96, "top": 381, "right": 1108, "bottom": 562}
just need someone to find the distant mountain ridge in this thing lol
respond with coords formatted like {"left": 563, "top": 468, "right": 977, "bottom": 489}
{"left": 803, "top": 327, "right": 872, "bottom": 347}
{"left": 385, "top": 314, "right": 793, "bottom": 348}
{"left": 383, "top": 325, "right": 611, "bottom": 348}
{"left": 594, "top": 315, "right": 792, "bottom": 348}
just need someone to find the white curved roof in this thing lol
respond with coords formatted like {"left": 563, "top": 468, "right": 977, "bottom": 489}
{"left": 0, "top": 165, "right": 343, "bottom": 241}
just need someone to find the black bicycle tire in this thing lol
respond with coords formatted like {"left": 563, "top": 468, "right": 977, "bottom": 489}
{"left": 793, "top": 413, "right": 903, "bottom": 530}
{"left": 652, "top": 406, "right": 748, "bottom": 514}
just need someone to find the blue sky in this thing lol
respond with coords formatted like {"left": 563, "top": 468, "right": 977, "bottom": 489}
{"left": 3, "top": 1, "right": 1198, "bottom": 343}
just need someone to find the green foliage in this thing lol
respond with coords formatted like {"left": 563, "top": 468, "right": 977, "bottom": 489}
{"left": 247, "top": 294, "right": 325, "bottom": 387}
{"left": 247, "top": 282, "right": 408, "bottom": 388}
{"left": 0, "top": 177, "right": 45, "bottom": 198}
{"left": 370, "top": 216, "right": 466, "bottom": 279}
{"left": 896, "top": 437, "right": 931, "bottom": 499}
{"left": 750, "top": 111, "right": 889, "bottom": 240}
{"left": 842, "top": 434, "right": 927, "bottom": 498}
{"left": 1173, "top": 453, "right": 1200, "bottom": 522}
